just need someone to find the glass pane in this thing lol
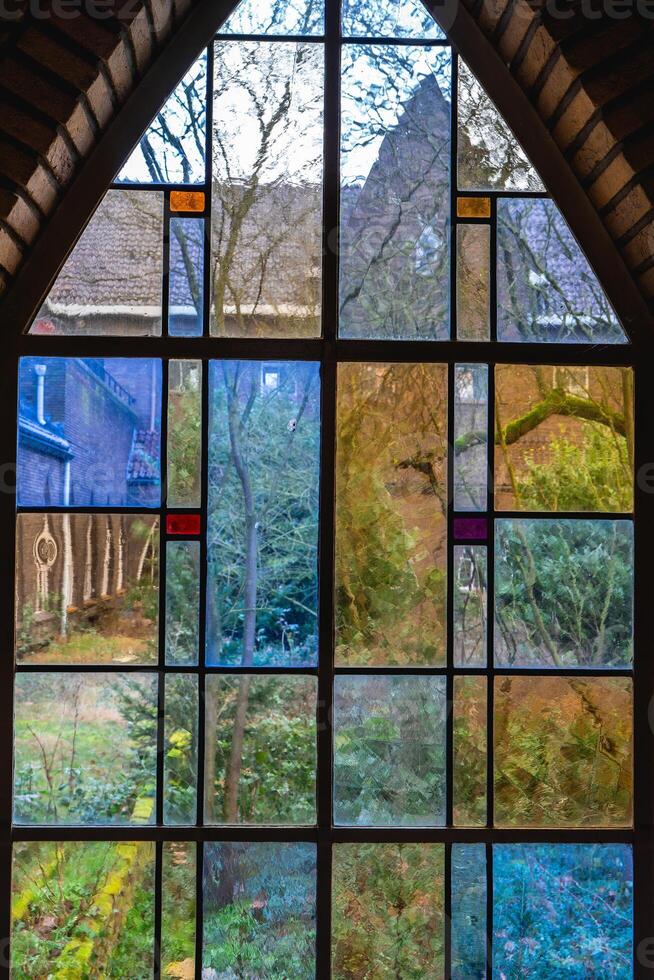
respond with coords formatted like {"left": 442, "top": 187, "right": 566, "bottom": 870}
{"left": 164, "top": 674, "right": 198, "bottom": 825}
{"left": 493, "top": 844, "right": 633, "bottom": 976}
{"left": 342, "top": 0, "right": 444, "bottom": 38}
{"left": 14, "top": 672, "right": 157, "bottom": 825}
{"left": 169, "top": 218, "right": 204, "bottom": 337}
{"left": 18, "top": 356, "right": 162, "bottom": 508}
{"left": 495, "top": 519, "right": 633, "bottom": 668}
{"left": 207, "top": 361, "right": 320, "bottom": 667}
{"left": 202, "top": 842, "right": 316, "bottom": 975}
{"left": 221, "top": 0, "right": 324, "bottom": 34}
{"left": 211, "top": 41, "right": 323, "bottom": 338}
{"left": 454, "top": 363, "right": 488, "bottom": 510}
{"left": 167, "top": 359, "right": 202, "bottom": 507}
{"left": 165, "top": 541, "right": 200, "bottom": 667}
{"left": 340, "top": 46, "right": 451, "bottom": 339}
{"left": 117, "top": 54, "right": 206, "bottom": 184}
{"left": 497, "top": 198, "right": 628, "bottom": 343}
{"left": 453, "top": 545, "right": 487, "bottom": 666}
{"left": 30, "top": 191, "right": 164, "bottom": 336}
{"left": 457, "top": 223, "right": 490, "bottom": 341}
{"left": 162, "top": 842, "right": 197, "bottom": 979}
{"left": 457, "top": 58, "right": 543, "bottom": 192}
{"left": 11, "top": 841, "right": 155, "bottom": 978}
{"left": 16, "top": 513, "right": 159, "bottom": 666}
{"left": 452, "top": 843, "right": 487, "bottom": 980}
{"left": 494, "top": 364, "right": 634, "bottom": 512}
{"left": 332, "top": 843, "right": 444, "bottom": 976}
{"left": 453, "top": 675, "right": 486, "bottom": 826}
{"left": 204, "top": 675, "right": 317, "bottom": 824}
{"left": 333, "top": 675, "right": 447, "bottom": 826}
{"left": 335, "top": 363, "right": 447, "bottom": 666}
{"left": 494, "top": 676, "right": 633, "bottom": 828}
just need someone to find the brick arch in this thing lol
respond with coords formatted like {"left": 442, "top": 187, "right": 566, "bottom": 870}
{"left": 1, "top": 0, "right": 654, "bottom": 337}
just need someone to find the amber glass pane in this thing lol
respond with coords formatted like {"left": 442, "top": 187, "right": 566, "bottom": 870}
{"left": 11, "top": 841, "right": 155, "bottom": 978}
{"left": 494, "top": 676, "right": 633, "bottom": 828}
{"left": 170, "top": 191, "right": 206, "bottom": 212}
{"left": 167, "top": 360, "right": 202, "bottom": 507}
{"left": 164, "top": 674, "right": 198, "bottom": 825}
{"left": 340, "top": 45, "right": 451, "bottom": 339}
{"left": 457, "top": 196, "right": 491, "bottom": 219}
{"left": 332, "top": 843, "right": 445, "bottom": 977}
{"left": 30, "top": 190, "right": 164, "bottom": 336}
{"left": 211, "top": 41, "right": 323, "bottom": 337}
{"left": 454, "top": 675, "right": 486, "bottom": 826}
{"left": 494, "top": 364, "right": 634, "bottom": 512}
{"left": 15, "top": 513, "right": 159, "bottom": 666}
{"left": 204, "top": 675, "right": 317, "bottom": 825}
{"left": 456, "top": 223, "right": 490, "bottom": 341}
{"left": 336, "top": 363, "right": 447, "bottom": 665}
{"left": 162, "top": 842, "right": 196, "bottom": 978}
{"left": 453, "top": 545, "right": 487, "bottom": 666}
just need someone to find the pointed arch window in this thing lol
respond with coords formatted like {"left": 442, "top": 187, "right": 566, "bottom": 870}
{"left": 7, "top": 0, "right": 646, "bottom": 976}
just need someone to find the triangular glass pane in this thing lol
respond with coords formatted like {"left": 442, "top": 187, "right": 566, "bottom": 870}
{"left": 116, "top": 53, "right": 206, "bottom": 184}
{"left": 497, "top": 197, "right": 628, "bottom": 343}
{"left": 342, "top": 0, "right": 444, "bottom": 39}
{"left": 220, "top": 0, "right": 324, "bottom": 35}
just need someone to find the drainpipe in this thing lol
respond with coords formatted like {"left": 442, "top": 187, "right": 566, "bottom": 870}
{"left": 34, "top": 364, "right": 47, "bottom": 425}
{"left": 63, "top": 459, "right": 71, "bottom": 507}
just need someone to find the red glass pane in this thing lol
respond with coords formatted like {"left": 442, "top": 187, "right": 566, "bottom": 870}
{"left": 167, "top": 513, "right": 201, "bottom": 536}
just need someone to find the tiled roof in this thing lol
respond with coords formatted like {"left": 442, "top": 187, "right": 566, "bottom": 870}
{"left": 127, "top": 429, "right": 160, "bottom": 483}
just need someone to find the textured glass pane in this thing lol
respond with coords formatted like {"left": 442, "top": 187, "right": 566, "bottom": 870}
{"left": 453, "top": 675, "right": 486, "bottom": 826}
{"left": 457, "top": 58, "right": 543, "bottom": 192}
{"left": 30, "top": 190, "right": 164, "bottom": 336}
{"left": 221, "top": 0, "right": 324, "bottom": 33}
{"left": 497, "top": 198, "right": 628, "bottom": 343}
{"left": 493, "top": 844, "right": 633, "bottom": 977}
{"left": 16, "top": 513, "right": 159, "bottom": 666}
{"left": 335, "top": 363, "right": 447, "bottom": 666}
{"left": 454, "top": 545, "right": 487, "bottom": 666}
{"left": 207, "top": 361, "right": 320, "bottom": 667}
{"left": 340, "top": 45, "right": 451, "bottom": 339}
{"left": 495, "top": 519, "right": 633, "bottom": 668}
{"left": 11, "top": 841, "right": 155, "bottom": 978}
{"left": 342, "top": 0, "right": 444, "bottom": 38}
{"left": 494, "top": 676, "right": 632, "bottom": 828}
{"left": 14, "top": 672, "right": 157, "bottom": 825}
{"left": 18, "top": 356, "right": 162, "bottom": 508}
{"left": 452, "top": 844, "right": 486, "bottom": 980}
{"left": 332, "top": 843, "right": 444, "bottom": 976}
{"left": 457, "top": 223, "right": 490, "bottom": 341}
{"left": 203, "top": 842, "right": 316, "bottom": 975}
{"left": 494, "top": 364, "right": 634, "bottom": 513}
{"left": 211, "top": 41, "right": 323, "bottom": 338}
{"left": 204, "top": 675, "right": 316, "bottom": 824}
{"left": 169, "top": 218, "right": 204, "bottom": 337}
{"left": 166, "top": 541, "right": 200, "bottom": 667}
{"left": 162, "top": 842, "right": 197, "bottom": 980}
{"left": 168, "top": 359, "right": 202, "bottom": 507}
{"left": 164, "top": 674, "right": 198, "bottom": 825}
{"left": 454, "top": 363, "right": 487, "bottom": 510}
{"left": 117, "top": 54, "right": 206, "bottom": 184}
{"left": 333, "top": 675, "right": 447, "bottom": 826}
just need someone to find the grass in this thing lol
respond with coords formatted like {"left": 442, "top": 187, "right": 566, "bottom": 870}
{"left": 18, "top": 629, "right": 156, "bottom": 666}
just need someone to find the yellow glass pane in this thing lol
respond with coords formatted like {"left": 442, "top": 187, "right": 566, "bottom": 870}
{"left": 457, "top": 196, "right": 491, "bottom": 219}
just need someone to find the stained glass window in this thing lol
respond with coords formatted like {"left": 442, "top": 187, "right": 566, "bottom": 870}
{"left": 9, "top": 0, "right": 642, "bottom": 974}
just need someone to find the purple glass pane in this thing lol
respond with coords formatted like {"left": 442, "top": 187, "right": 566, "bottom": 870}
{"left": 453, "top": 517, "right": 488, "bottom": 541}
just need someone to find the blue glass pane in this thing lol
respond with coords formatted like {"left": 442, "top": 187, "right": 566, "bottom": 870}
{"left": 493, "top": 844, "right": 633, "bottom": 977}
{"left": 343, "top": 0, "right": 444, "bottom": 38}
{"left": 497, "top": 198, "right": 628, "bottom": 343}
{"left": 221, "top": 0, "right": 324, "bottom": 34}
{"left": 340, "top": 46, "right": 451, "bottom": 339}
{"left": 169, "top": 218, "right": 204, "bottom": 337}
{"left": 333, "top": 675, "right": 447, "bottom": 826}
{"left": 451, "top": 843, "right": 486, "bottom": 979}
{"left": 206, "top": 361, "right": 320, "bottom": 666}
{"left": 117, "top": 54, "right": 206, "bottom": 184}
{"left": 203, "top": 842, "right": 316, "bottom": 974}
{"left": 17, "top": 357, "right": 162, "bottom": 508}
{"left": 495, "top": 519, "right": 633, "bottom": 668}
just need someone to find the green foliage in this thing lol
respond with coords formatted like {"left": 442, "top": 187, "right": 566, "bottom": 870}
{"left": 164, "top": 675, "right": 198, "bottom": 824}
{"left": 168, "top": 381, "right": 202, "bottom": 506}
{"left": 165, "top": 541, "right": 200, "bottom": 666}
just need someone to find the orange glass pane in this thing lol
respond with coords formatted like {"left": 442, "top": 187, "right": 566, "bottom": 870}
{"left": 457, "top": 196, "right": 491, "bottom": 219}
{"left": 170, "top": 190, "right": 205, "bottom": 213}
